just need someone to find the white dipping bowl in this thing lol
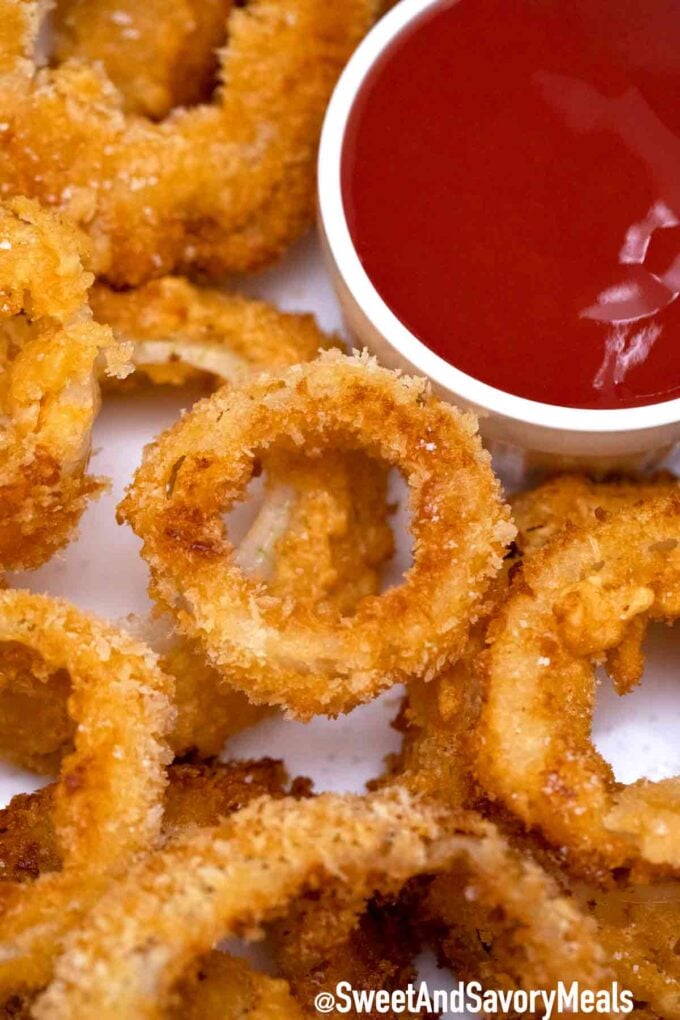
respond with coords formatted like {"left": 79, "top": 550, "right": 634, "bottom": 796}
{"left": 317, "top": 0, "right": 680, "bottom": 479}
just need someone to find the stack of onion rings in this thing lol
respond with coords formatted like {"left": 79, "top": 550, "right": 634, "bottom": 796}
{"left": 34, "top": 789, "right": 457, "bottom": 1018}
{"left": 0, "top": 756, "right": 308, "bottom": 1015}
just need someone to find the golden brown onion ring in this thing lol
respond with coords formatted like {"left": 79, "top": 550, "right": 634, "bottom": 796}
{"left": 0, "top": 758, "right": 307, "bottom": 1015}
{"left": 0, "top": 758, "right": 299, "bottom": 883}
{"left": 0, "top": 198, "right": 120, "bottom": 571}
{"left": 476, "top": 492, "right": 680, "bottom": 874}
{"left": 511, "top": 473, "right": 679, "bottom": 557}
{"left": 420, "top": 820, "right": 613, "bottom": 997}
{"left": 0, "top": 283, "right": 394, "bottom": 762}
{"left": 0, "top": 590, "right": 173, "bottom": 996}
{"left": 0, "top": 0, "right": 378, "bottom": 285}
{"left": 575, "top": 879, "right": 680, "bottom": 1019}
{"left": 119, "top": 351, "right": 513, "bottom": 718}
{"left": 52, "top": 0, "right": 233, "bottom": 121}
{"left": 35, "top": 789, "right": 457, "bottom": 1019}
{"left": 396, "top": 475, "right": 680, "bottom": 810}
{"left": 91, "top": 277, "right": 336, "bottom": 391}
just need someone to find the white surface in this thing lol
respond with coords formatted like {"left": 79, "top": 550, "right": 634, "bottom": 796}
{"left": 3, "top": 231, "right": 679, "bottom": 1010}
{"left": 317, "top": 0, "right": 680, "bottom": 461}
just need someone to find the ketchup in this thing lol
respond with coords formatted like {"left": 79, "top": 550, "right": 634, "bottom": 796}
{"left": 341, "top": 0, "right": 680, "bottom": 410}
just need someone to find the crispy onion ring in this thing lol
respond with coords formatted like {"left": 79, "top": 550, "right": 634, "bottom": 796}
{"left": 511, "top": 473, "right": 680, "bottom": 557}
{"left": 394, "top": 473, "right": 680, "bottom": 810}
{"left": 0, "top": 198, "right": 119, "bottom": 571}
{"left": 0, "top": 0, "right": 378, "bottom": 285}
{"left": 476, "top": 492, "right": 680, "bottom": 874}
{"left": 0, "top": 758, "right": 307, "bottom": 1015}
{"left": 119, "top": 351, "right": 513, "bottom": 718}
{"left": 91, "top": 277, "right": 336, "bottom": 390}
{"left": 35, "top": 789, "right": 457, "bottom": 1019}
{"left": 575, "top": 879, "right": 680, "bottom": 1020}
{"left": 0, "top": 615, "right": 269, "bottom": 772}
{"left": 52, "top": 0, "right": 233, "bottom": 121}
{"left": 394, "top": 476, "right": 679, "bottom": 1015}
{"left": 420, "top": 819, "right": 612, "bottom": 996}
{"left": 0, "top": 590, "right": 173, "bottom": 996}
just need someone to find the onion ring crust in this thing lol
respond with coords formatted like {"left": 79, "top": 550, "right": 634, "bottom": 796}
{"left": 0, "top": 198, "right": 118, "bottom": 571}
{"left": 476, "top": 493, "right": 680, "bottom": 873}
{"left": 0, "top": 590, "right": 173, "bottom": 995}
{"left": 92, "top": 276, "right": 335, "bottom": 391}
{"left": 0, "top": 0, "right": 378, "bottom": 284}
{"left": 120, "top": 351, "right": 513, "bottom": 718}
{"left": 52, "top": 0, "right": 233, "bottom": 121}
{"left": 35, "top": 789, "right": 456, "bottom": 1019}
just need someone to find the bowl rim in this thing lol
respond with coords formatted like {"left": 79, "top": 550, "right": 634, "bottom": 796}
{"left": 317, "top": 0, "right": 680, "bottom": 435}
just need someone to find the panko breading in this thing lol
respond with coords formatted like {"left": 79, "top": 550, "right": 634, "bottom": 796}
{"left": 91, "top": 276, "right": 337, "bottom": 391}
{"left": 52, "top": 0, "right": 233, "bottom": 120}
{"left": 476, "top": 493, "right": 680, "bottom": 875}
{"left": 35, "top": 789, "right": 458, "bottom": 1018}
{"left": 0, "top": 591, "right": 173, "bottom": 997}
{"left": 0, "top": 0, "right": 380, "bottom": 285}
{"left": 0, "top": 198, "right": 120, "bottom": 571}
{"left": 0, "top": 759, "right": 308, "bottom": 1016}
{"left": 119, "top": 351, "right": 514, "bottom": 718}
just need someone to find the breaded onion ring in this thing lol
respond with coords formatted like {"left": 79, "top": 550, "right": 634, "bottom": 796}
{"left": 420, "top": 820, "right": 612, "bottom": 997}
{"left": 0, "top": 758, "right": 307, "bottom": 1015}
{"left": 52, "top": 0, "right": 233, "bottom": 121}
{"left": 0, "top": 590, "right": 173, "bottom": 996}
{"left": 0, "top": 198, "right": 119, "bottom": 571}
{"left": 35, "top": 789, "right": 456, "bottom": 1019}
{"left": 577, "top": 879, "right": 680, "bottom": 1019}
{"left": 91, "top": 276, "right": 336, "bottom": 390}
{"left": 0, "top": 0, "right": 378, "bottom": 285}
{"left": 120, "top": 351, "right": 513, "bottom": 718}
{"left": 0, "top": 615, "right": 268, "bottom": 772}
{"left": 512, "top": 473, "right": 679, "bottom": 558}
{"left": 476, "top": 493, "right": 680, "bottom": 874}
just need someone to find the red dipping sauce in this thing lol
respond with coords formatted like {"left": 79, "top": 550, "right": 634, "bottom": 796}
{"left": 341, "top": 0, "right": 680, "bottom": 410}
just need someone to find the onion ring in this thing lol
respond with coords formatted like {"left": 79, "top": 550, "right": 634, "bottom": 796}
{"left": 475, "top": 492, "right": 680, "bottom": 874}
{"left": 34, "top": 789, "right": 457, "bottom": 1019}
{"left": 91, "top": 276, "right": 336, "bottom": 391}
{"left": 0, "top": 590, "right": 173, "bottom": 996}
{"left": 52, "top": 0, "right": 233, "bottom": 121}
{"left": 0, "top": 757, "right": 307, "bottom": 1015}
{"left": 0, "top": 197, "right": 120, "bottom": 571}
{"left": 1, "top": 279, "right": 394, "bottom": 759}
{"left": 420, "top": 819, "right": 612, "bottom": 996}
{"left": 119, "top": 351, "right": 513, "bottom": 718}
{"left": 575, "top": 879, "right": 680, "bottom": 1019}
{"left": 511, "top": 473, "right": 680, "bottom": 695}
{"left": 511, "top": 472, "right": 679, "bottom": 558}
{"left": 0, "top": 758, "right": 299, "bottom": 883}
{"left": 0, "top": 0, "right": 378, "bottom": 285}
